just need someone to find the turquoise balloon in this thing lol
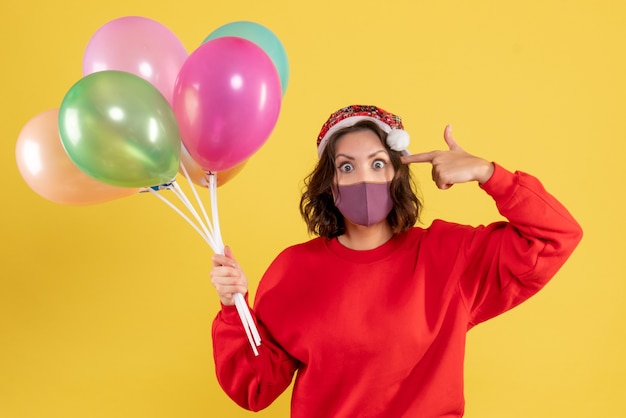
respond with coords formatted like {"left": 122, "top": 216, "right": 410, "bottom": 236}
{"left": 204, "top": 21, "right": 289, "bottom": 96}
{"left": 59, "top": 70, "right": 181, "bottom": 188}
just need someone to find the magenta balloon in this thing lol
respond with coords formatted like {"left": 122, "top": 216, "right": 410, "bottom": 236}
{"left": 173, "top": 37, "right": 282, "bottom": 172}
{"left": 83, "top": 16, "right": 188, "bottom": 105}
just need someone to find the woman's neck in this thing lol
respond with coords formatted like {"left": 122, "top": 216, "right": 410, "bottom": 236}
{"left": 337, "top": 221, "right": 394, "bottom": 251}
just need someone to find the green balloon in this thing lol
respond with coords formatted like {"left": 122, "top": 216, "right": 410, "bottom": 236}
{"left": 59, "top": 70, "right": 181, "bottom": 188}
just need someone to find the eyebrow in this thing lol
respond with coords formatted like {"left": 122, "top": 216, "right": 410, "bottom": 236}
{"left": 335, "top": 150, "right": 388, "bottom": 160}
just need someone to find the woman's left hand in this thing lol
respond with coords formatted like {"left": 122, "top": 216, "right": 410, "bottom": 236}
{"left": 400, "top": 125, "right": 494, "bottom": 189}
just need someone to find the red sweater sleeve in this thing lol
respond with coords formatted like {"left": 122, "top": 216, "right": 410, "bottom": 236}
{"left": 212, "top": 303, "right": 298, "bottom": 411}
{"left": 458, "top": 163, "right": 583, "bottom": 326}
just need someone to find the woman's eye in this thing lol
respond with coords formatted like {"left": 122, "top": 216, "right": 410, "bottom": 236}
{"left": 372, "top": 159, "right": 386, "bottom": 169}
{"left": 338, "top": 162, "right": 354, "bottom": 173}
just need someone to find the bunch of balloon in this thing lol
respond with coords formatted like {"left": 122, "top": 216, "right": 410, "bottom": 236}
{"left": 15, "top": 16, "right": 289, "bottom": 356}
{"left": 15, "top": 16, "right": 188, "bottom": 206}
{"left": 171, "top": 21, "right": 288, "bottom": 355}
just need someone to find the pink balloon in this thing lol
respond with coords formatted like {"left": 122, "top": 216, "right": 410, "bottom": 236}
{"left": 83, "top": 16, "right": 188, "bottom": 105}
{"left": 173, "top": 37, "right": 282, "bottom": 172}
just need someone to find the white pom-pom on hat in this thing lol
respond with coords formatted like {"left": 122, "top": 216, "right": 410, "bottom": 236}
{"left": 386, "top": 129, "right": 410, "bottom": 155}
{"left": 316, "top": 105, "right": 410, "bottom": 157}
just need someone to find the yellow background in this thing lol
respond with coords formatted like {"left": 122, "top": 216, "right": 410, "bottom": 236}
{"left": 2, "top": 0, "right": 624, "bottom": 417}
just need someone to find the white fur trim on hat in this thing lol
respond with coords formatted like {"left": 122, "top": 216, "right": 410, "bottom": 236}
{"left": 317, "top": 116, "right": 410, "bottom": 157}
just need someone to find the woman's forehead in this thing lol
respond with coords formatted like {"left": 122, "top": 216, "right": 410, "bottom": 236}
{"left": 334, "top": 130, "right": 386, "bottom": 156}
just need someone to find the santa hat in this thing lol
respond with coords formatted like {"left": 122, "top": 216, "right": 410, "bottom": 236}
{"left": 316, "top": 105, "right": 410, "bottom": 157}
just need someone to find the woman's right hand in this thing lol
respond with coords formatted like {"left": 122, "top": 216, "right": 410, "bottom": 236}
{"left": 210, "top": 246, "right": 248, "bottom": 306}
{"left": 400, "top": 125, "right": 494, "bottom": 189}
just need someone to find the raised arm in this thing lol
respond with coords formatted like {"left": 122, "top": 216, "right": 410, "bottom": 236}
{"left": 403, "top": 125, "right": 582, "bottom": 325}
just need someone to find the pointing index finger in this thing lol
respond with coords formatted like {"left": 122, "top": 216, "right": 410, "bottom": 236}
{"left": 401, "top": 151, "right": 438, "bottom": 165}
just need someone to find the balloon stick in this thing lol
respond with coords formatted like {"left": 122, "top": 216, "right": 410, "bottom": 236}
{"left": 148, "top": 169, "right": 261, "bottom": 355}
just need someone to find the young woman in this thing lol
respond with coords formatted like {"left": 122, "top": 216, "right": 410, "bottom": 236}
{"left": 210, "top": 105, "right": 583, "bottom": 417}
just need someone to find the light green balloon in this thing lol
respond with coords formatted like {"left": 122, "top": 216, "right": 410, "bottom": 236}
{"left": 204, "top": 21, "right": 289, "bottom": 96}
{"left": 59, "top": 70, "right": 181, "bottom": 188}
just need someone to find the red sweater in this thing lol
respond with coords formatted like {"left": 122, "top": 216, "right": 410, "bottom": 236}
{"left": 212, "top": 164, "right": 582, "bottom": 417}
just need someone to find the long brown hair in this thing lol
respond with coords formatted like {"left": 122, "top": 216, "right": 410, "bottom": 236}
{"left": 299, "top": 120, "right": 421, "bottom": 238}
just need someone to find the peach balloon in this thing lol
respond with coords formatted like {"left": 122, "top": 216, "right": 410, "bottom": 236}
{"left": 15, "top": 109, "right": 138, "bottom": 205}
{"left": 179, "top": 144, "right": 247, "bottom": 188}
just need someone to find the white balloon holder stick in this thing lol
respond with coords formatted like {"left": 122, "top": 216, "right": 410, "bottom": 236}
{"left": 147, "top": 163, "right": 261, "bottom": 356}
